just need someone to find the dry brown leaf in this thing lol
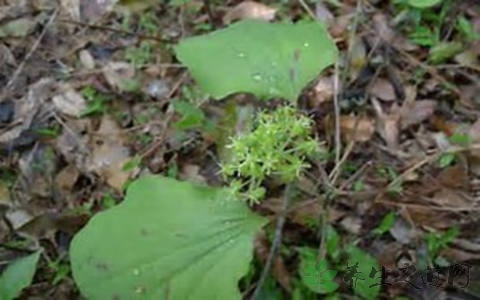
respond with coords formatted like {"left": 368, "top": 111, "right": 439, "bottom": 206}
{"left": 80, "top": 0, "right": 118, "bottom": 22}
{"left": 103, "top": 61, "right": 136, "bottom": 91}
{"left": 223, "top": 1, "right": 277, "bottom": 23}
{"left": 340, "top": 115, "right": 375, "bottom": 143}
{"left": 348, "top": 37, "right": 367, "bottom": 81}
{"left": 61, "top": 0, "right": 81, "bottom": 21}
{"left": 400, "top": 100, "right": 437, "bottom": 129}
{"left": 55, "top": 164, "right": 80, "bottom": 191}
{"left": 372, "top": 13, "right": 395, "bottom": 44}
{"left": 467, "top": 119, "right": 480, "bottom": 176}
{"left": 368, "top": 78, "right": 396, "bottom": 102}
{"left": 52, "top": 84, "right": 87, "bottom": 117}
{"left": 372, "top": 98, "right": 400, "bottom": 149}
{"left": 178, "top": 164, "right": 207, "bottom": 185}
{"left": 429, "top": 188, "right": 472, "bottom": 209}
{"left": 79, "top": 49, "right": 95, "bottom": 69}
{"left": 89, "top": 115, "right": 132, "bottom": 192}
{"left": 312, "top": 76, "right": 334, "bottom": 105}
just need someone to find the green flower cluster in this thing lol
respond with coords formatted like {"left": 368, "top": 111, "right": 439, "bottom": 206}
{"left": 221, "top": 106, "right": 320, "bottom": 204}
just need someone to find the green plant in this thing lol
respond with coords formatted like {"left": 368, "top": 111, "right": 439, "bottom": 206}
{"left": 372, "top": 211, "right": 396, "bottom": 236}
{"left": 80, "top": 86, "right": 109, "bottom": 117}
{"left": 48, "top": 258, "right": 70, "bottom": 285}
{"left": 0, "top": 250, "right": 41, "bottom": 300}
{"left": 70, "top": 19, "right": 337, "bottom": 300}
{"left": 70, "top": 176, "right": 266, "bottom": 299}
{"left": 175, "top": 20, "right": 337, "bottom": 101}
{"left": 221, "top": 106, "right": 321, "bottom": 203}
{"left": 426, "top": 227, "right": 459, "bottom": 264}
{"left": 298, "top": 248, "right": 339, "bottom": 294}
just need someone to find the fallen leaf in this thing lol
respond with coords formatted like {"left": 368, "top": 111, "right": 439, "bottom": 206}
{"left": 178, "top": 164, "right": 207, "bottom": 185}
{"left": 312, "top": 76, "right": 334, "bottom": 105}
{"left": 348, "top": 37, "right": 367, "bottom": 81}
{"left": 223, "top": 1, "right": 277, "bottom": 23}
{"left": 61, "top": 0, "right": 81, "bottom": 21}
{"left": 18, "top": 144, "right": 59, "bottom": 198}
{"left": 339, "top": 115, "right": 375, "bottom": 143}
{"left": 455, "top": 50, "right": 478, "bottom": 67}
{"left": 368, "top": 78, "right": 396, "bottom": 102}
{"left": 55, "top": 164, "right": 80, "bottom": 191}
{"left": 372, "top": 98, "right": 401, "bottom": 149}
{"left": 52, "top": 84, "right": 87, "bottom": 117}
{"left": 80, "top": 0, "right": 118, "bottom": 22}
{"left": 103, "top": 61, "right": 136, "bottom": 92}
{"left": 0, "top": 17, "right": 36, "bottom": 38}
{"left": 400, "top": 100, "right": 437, "bottom": 129}
{"left": 89, "top": 115, "right": 132, "bottom": 192}
{"left": 79, "top": 49, "right": 95, "bottom": 69}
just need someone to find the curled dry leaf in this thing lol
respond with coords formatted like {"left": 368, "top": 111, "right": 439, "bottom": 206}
{"left": 52, "top": 84, "right": 87, "bottom": 117}
{"left": 368, "top": 78, "right": 396, "bottom": 102}
{"left": 223, "top": 1, "right": 277, "bottom": 23}
{"left": 339, "top": 115, "right": 375, "bottom": 143}
{"left": 372, "top": 98, "right": 401, "bottom": 150}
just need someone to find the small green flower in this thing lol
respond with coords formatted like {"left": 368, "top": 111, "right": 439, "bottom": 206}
{"left": 221, "top": 106, "right": 322, "bottom": 204}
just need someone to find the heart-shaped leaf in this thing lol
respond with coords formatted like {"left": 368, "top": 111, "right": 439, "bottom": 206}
{"left": 175, "top": 20, "right": 337, "bottom": 101}
{"left": 70, "top": 176, "right": 267, "bottom": 300}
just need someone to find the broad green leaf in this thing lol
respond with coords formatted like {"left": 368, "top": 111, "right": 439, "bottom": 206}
{"left": 345, "top": 245, "right": 380, "bottom": 300}
{"left": 408, "top": 0, "right": 442, "bottom": 8}
{"left": 0, "top": 250, "right": 41, "bottom": 300}
{"left": 70, "top": 176, "right": 267, "bottom": 300}
{"left": 175, "top": 20, "right": 337, "bottom": 101}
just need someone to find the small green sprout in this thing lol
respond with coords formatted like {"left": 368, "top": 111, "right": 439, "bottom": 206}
{"left": 221, "top": 106, "right": 321, "bottom": 204}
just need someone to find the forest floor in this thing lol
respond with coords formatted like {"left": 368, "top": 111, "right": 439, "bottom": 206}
{"left": 0, "top": 0, "right": 480, "bottom": 299}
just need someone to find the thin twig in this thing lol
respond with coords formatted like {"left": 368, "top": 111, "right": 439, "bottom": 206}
{"left": 251, "top": 185, "right": 291, "bottom": 300}
{"left": 6, "top": 8, "right": 59, "bottom": 90}
{"left": 333, "top": 62, "right": 341, "bottom": 169}
{"left": 298, "top": 0, "right": 316, "bottom": 20}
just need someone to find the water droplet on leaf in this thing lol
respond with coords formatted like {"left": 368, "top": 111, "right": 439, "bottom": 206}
{"left": 252, "top": 74, "right": 262, "bottom": 81}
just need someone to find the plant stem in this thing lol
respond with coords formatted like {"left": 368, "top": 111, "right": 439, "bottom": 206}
{"left": 251, "top": 184, "right": 292, "bottom": 300}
